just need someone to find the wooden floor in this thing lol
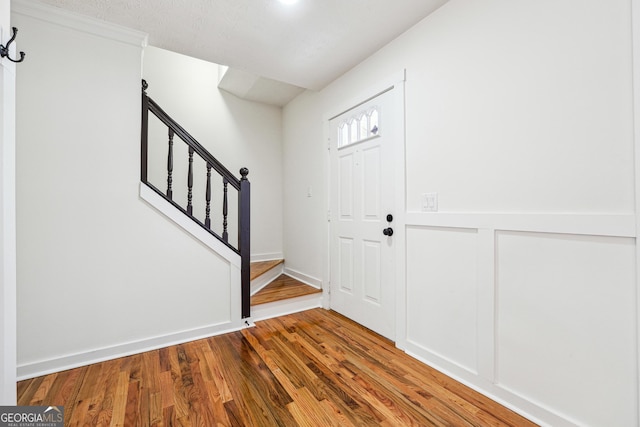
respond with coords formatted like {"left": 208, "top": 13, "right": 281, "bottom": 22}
{"left": 251, "top": 274, "right": 322, "bottom": 306}
{"left": 17, "top": 309, "right": 537, "bottom": 426}
{"left": 250, "top": 259, "right": 284, "bottom": 281}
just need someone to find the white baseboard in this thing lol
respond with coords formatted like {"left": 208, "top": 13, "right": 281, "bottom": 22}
{"left": 251, "top": 294, "right": 323, "bottom": 322}
{"left": 17, "top": 318, "right": 244, "bottom": 381}
{"left": 283, "top": 268, "right": 322, "bottom": 289}
{"left": 251, "top": 252, "right": 284, "bottom": 262}
{"left": 403, "top": 342, "right": 569, "bottom": 427}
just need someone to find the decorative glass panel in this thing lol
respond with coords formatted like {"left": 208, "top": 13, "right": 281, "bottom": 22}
{"left": 349, "top": 119, "right": 358, "bottom": 144}
{"left": 339, "top": 123, "right": 348, "bottom": 147}
{"left": 370, "top": 109, "right": 379, "bottom": 135}
{"left": 359, "top": 114, "right": 368, "bottom": 140}
{"left": 337, "top": 106, "right": 380, "bottom": 148}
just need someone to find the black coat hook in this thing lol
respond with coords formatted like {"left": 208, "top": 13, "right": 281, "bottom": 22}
{"left": 0, "top": 27, "right": 26, "bottom": 63}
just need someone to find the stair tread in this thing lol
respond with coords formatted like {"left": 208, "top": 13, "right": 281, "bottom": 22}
{"left": 250, "top": 259, "right": 284, "bottom": 281}
{"left": 251, "top": 274, "right": 321, "bottom": 306}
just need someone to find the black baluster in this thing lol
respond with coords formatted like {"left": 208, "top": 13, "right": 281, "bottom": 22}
{"left": 222, "top": 178, "right": 229, "bottom": 242}
{"left": 167, "top": 129, "right": 174, "bottom": 199}
{"left": 187, "top": 147, "right": 194, "bottom": 215}
{"left": 205, "top": 165, "right": 212, "bottom": 229}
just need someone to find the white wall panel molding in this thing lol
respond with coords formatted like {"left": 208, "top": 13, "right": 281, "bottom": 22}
{"left": 406, "top": 212, "right": 635, "bottom": 237}
{"left": 405, "top": 223, "right": 638, "bottom": 426}
{"left": 495, "top": 231, "right": 637, "bottom": 426}
{"left": 475, "top": 228, "right": 495, "bottom": 382}
{"left": 12, "top": 0, "right": 148, "bottom": 47}
{"left": 631, "top": 1, "right": 640, "bottom": 424}
{"left": 0, "top": 0, "right": 17, "bottom": 405}
{"left": 405, "top": 226, "right": 479, "bottom": 375}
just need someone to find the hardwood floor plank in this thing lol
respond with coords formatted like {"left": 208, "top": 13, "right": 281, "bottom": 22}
{"left": 91, "top": 360, "right": 120, "bottom": 427}
{"left": 201, "top": 339, "right": 233, "bottom": 403}
{"left": 17, "top": 308, "right": 537, "bottom": 426}
{"left": 18, "top": 375, "right": 43, "bottom": 405}
{"left": 108, "top": 370, "right": 130, "bottom": 427}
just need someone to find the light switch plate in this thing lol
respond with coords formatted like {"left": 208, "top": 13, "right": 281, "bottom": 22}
{"left": 421, "top": 193, "right": 438, "bottom": 212}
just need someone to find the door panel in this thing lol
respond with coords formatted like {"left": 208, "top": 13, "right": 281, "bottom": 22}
{"left": 329, "top": 89, "right": 395, "bottom": 340}
{"left": 363, "top": 240, "right": 381, "bottom": 303}
{"left": 362, "top": 146, "right": 381, "bottom": 220}
{"left": 339, "top": 154, "right": 354, "bottom": 219}
{"left": 338, "top": 238, "right": 354, "bottom": 292}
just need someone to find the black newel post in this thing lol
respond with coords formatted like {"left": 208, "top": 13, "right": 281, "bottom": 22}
{"left": 239, "top": 167, "right": 251, "bottom": 319}
{"left": 140, "top": 80, "right": 149, "bottom": 183}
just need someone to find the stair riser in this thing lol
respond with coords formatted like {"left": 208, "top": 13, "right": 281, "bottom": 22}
{"left": 250, "top": 263, "right": 284, "bottom": 295}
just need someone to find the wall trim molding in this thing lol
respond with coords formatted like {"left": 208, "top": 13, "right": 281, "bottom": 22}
{"left": 11, "top": 0, "right": 148, "bottom": 48}
{"left": 406, "top": 212, "right": 635, "bottom": 237}
{"left": 0, "top": 5, "right": 18, "bottom": 405}
{"left": 283, "top": 268, "right": 322, "bottom": 288}
{"left": 631, "top": 0, "right": 640, "bottom": 423}
{"left": 251, "top": 252, "right": 284, "bottom": 262}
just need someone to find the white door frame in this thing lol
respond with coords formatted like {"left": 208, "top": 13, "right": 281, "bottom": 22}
{"left": 631, "top": 0, "right": 640, "bottom": 422}
{"left": 322, "top": 70, "right": 407, "bottom": 348}
{"left": 0, "top": 2, "right": 18, "bottom": 405}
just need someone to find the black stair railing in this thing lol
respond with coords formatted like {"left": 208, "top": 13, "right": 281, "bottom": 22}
{"left": 140, "top": 80, "right": 251, "bottom": 319}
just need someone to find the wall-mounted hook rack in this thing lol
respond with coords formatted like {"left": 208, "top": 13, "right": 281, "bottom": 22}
{"left": 0, "top": 27, "right": 26, "bottom": 63}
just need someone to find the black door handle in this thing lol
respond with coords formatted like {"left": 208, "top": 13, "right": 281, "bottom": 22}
{"left": 383, "top": 227, "right": 394, "bottom": 236}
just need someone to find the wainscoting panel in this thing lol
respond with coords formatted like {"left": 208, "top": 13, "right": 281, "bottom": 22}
{"left": 495, "top": 231, "right": 637, "bottom": 427}
{"left": 403, "top": 213, "right": 639, "bottom": 426}
{"left": 406, "top": 226, "right": 479, "bottom": 375}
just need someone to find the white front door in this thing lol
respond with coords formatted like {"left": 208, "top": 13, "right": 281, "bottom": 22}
{"left": 329, "top": 89, "right": 396, "bottom": 340}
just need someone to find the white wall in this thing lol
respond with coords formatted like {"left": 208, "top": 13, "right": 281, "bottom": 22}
{"left": 12, "top": 2, "right": 244, "bottom": 379}
{"left": 0, "top": 0, "right": 17, "bottom": 405}
{"left": 283, "top": 0, "right": 638, "bottom": 425}
{"left": 143, "top": 47, "right": 284, "bottom": 261}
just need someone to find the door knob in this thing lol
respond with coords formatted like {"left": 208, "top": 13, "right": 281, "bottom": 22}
{"left": 383, "top": 227, "right": 394, "bottom": 236}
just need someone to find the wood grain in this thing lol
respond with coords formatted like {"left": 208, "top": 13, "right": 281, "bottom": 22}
{"left": 17, "top": 309, "right": 537, "bottom": 426}
{"left": 250, "top": 259, "right": 284, "bottom": 281}
{"left": 251, "top": 274, "right": 321, "bottom": 306}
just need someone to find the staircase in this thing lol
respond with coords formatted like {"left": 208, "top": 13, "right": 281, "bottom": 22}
{"left": 140, "top": 80, "right": 251, "bottom": 319}
{"left": 140, "top": 80, "right": 321, "bottom": 323}
{"left": 250, "top": 260, "right": 322, "bottom": 321}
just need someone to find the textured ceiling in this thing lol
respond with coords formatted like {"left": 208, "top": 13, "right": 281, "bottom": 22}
{"left": 34, "top": 0, "right": 448, "bottom": 90}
